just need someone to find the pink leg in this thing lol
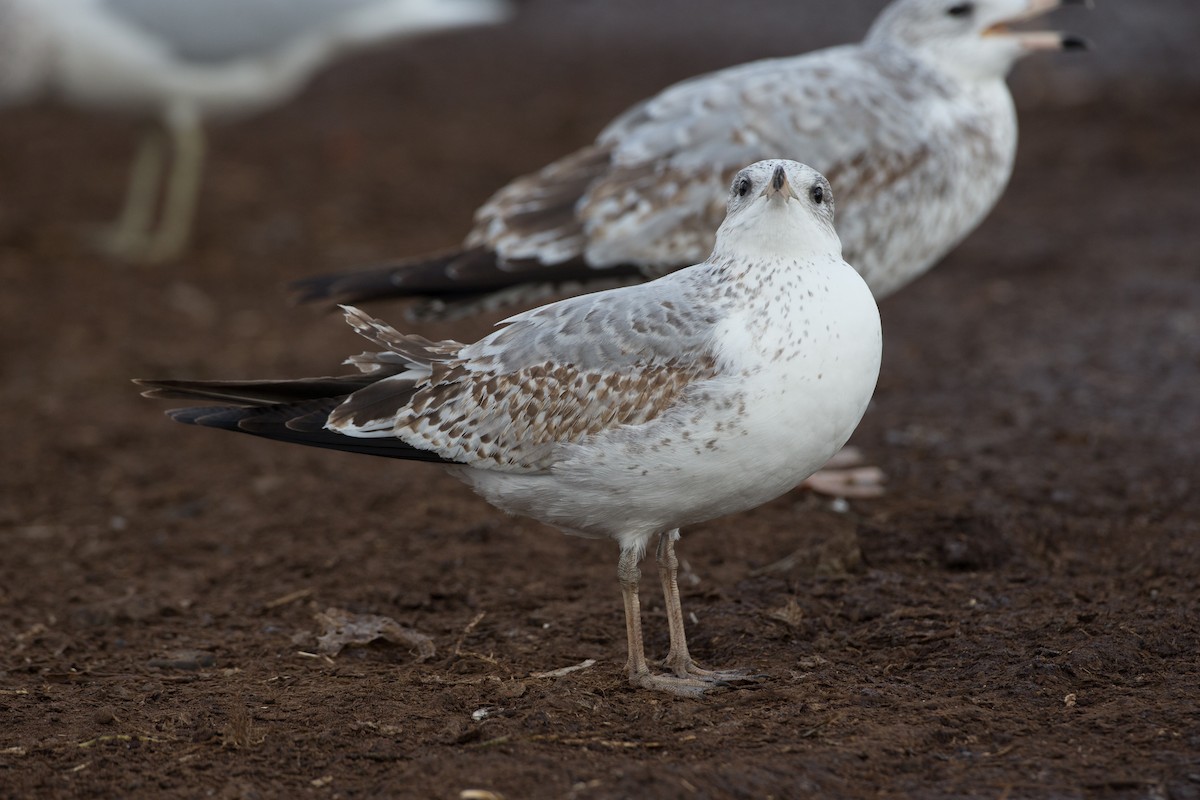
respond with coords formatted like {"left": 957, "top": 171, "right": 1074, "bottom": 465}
{"left": 657, "top": 532, "right": 758, "bottom": 684}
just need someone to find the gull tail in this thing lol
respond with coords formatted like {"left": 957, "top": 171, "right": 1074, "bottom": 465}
{"left": 290, "top": 142, "right": 648, "bottom": 315}
{"left": 135, "top": 377, "right": 455, "bottom": 464}
{"left": 290, "top": 247, "right": 516, "bottom": 305}
{"left": 136, "top": 376, "right": 378, "bottom": 405}
{"left": 289, "top": 247, "right": 643, "bottom": 316}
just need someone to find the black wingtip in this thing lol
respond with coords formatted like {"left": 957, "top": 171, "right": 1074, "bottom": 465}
{"left": 164, "top": 406, "right": 243, "bottom": 429}
{"left": 164, "top": 406, "right": 209, "bottom": 426}
{"left": 287, "top": 250, "right": 490, "bottom": 306}
{"left": 133, "top": 378, "right": 158, "bottom": 399}
{"left": 287, "top": 275, "right": 350, "bottom": 306}
{"left": 154, "top": 398, "right": 458, "bottom": 464}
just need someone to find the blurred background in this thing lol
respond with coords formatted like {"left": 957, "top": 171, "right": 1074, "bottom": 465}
{"left": 0, "top": 0, "right": 1196, "bottom": 270}
{"left": 1, "top": 3, "right": 1198, "bottom": 796}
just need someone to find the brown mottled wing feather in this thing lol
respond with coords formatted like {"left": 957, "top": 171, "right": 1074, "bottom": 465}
{"left": 574, "top": 49, "right": 949, "bottom": 272}
{"left": 327, "top": 275, "right": 721, "bottom": 472}
{"left": 380, "top": 357, "right": 712, "bottom": 470}
{"left": 148, "top": 265, "right": 722, "bottom": 471}
{"left": 339, "top": 305, "right": 463, "bottom": 366}
{"left": 467, "top": 145, "right": 614, "bottom": 267}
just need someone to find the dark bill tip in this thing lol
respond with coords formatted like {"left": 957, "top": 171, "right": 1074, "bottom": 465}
{"left": 772, "top": 165, "right": 786, "bottom": 191}
{"left": 1061, "top": 34, "right": 1091, "bottom": 51}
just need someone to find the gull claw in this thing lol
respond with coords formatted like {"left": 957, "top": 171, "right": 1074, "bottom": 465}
{"left": 627, "top": 670, "right": 761, "bottom": 696}
{"left": 628, "top": 671, "right": 715, "bottom": 697}
{"left": 661, "top": 656, "right": 765, "bottom": 685}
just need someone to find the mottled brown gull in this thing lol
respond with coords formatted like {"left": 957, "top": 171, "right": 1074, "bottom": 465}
{"left": 139, "top": 160, "right": 882, "bottom": 695}
{"left": 0, "top": 0, "right": 511, "bottom": 263}
{"left": 292, "top": 0, "right": 1087, "bottom": 310}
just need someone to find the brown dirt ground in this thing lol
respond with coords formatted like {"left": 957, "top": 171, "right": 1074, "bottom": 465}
{"left": 2, "top": 17, "right": 1199, "bottom": 800}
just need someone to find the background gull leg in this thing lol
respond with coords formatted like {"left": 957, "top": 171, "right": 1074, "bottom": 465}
{"left": 94, "top": 127, "right": 166, "bottom": 259}
{"left": 141, "top": 108, "right": 207, "bottom": 264}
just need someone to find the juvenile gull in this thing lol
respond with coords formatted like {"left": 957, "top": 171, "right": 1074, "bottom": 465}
{"left": 0, "top": 0, "right": 511, "bottom": 263}
{"left": 293, "top": 0, "right": 1087, "bottom": 310}
{"left": 139, "top": 160, "right": 883, "bottom": 695}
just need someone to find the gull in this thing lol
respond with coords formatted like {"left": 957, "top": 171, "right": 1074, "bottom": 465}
{"left": 139, "top": 160, "right": 883, "bottom": 695}
{"left": 292, "top": 0, "right": 1087, "bottom": 310}
{"left": 0, "top": 0, "right": 511, "bottom": 263}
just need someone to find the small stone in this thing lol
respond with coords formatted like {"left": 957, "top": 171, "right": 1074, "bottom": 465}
{"left": 496, "top": 680, "right": 527, "bottom": 700}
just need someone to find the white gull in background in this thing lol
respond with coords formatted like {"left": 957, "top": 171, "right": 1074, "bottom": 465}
{"left": 293, "top": 0, "right": 1087, "bottom": 309}
{"left": 139, "top": 160, "right": 883, "bottom": 695}
{"left": 0, "top": 0, "right": 511, "bottom": 263}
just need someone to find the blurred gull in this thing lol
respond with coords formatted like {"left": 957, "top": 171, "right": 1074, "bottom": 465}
{"left": 0, "top": 0, "right": 511, "bottom": 262}
{"left": 293, "top": 0, "right": 1088, "bottom": 310}
{"left": 139, "top": 160, "right": 883, "bottom": 695}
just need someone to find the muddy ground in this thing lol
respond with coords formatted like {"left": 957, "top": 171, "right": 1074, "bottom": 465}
{"left": 1, "top": 11, "right": 1198, "bottom": 800}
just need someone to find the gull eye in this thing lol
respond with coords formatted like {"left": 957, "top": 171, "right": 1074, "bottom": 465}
{"left": 811, "top": 184, "right": 825, "bottom": 205}
{"left": 736, "top": 177, "right": 752, "bottom": 197}
{"left": 946, "top": 2, "right": 974, "bottom": 17}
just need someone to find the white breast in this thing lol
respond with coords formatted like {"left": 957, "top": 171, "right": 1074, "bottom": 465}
{"left": 459, "top": 255, "right": 882, "bottom": 555}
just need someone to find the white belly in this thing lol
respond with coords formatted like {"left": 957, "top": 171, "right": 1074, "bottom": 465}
{"left": 458, "top": 261, "right": 882, "bottom": 555}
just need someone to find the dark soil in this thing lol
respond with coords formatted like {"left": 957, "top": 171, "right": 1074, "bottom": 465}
{"left": 2, "top": 12, "right": 1198, "bottom": 800}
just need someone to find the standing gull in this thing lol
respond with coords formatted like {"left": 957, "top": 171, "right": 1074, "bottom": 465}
{"left": 139, "top": 160, "right": 883, "bottom": 695}
{"left": 293, "top": 0, "right": 1087, "bottom": 310}
{"left": 0, "top": 0, "right": 511, "bottom": 263}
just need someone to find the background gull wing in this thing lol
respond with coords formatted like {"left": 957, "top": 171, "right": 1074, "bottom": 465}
{"left": 101, "top": 0, "right": 508, "bottom": 64}
{"left": 330, "top": 275, "right": 722, "bottom": 471}
{"left": 102, "top": 0, "right": 383, "bottom": 63}
{"left": 471, "top": 47, "right": 940, "bottom": 273}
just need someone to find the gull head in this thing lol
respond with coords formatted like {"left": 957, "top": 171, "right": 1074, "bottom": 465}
{"left": 866, "top": 0, "right": 1090, "bottom": 81}
{"left": 712, "top": 160, "right": 841, "bottom": 262}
